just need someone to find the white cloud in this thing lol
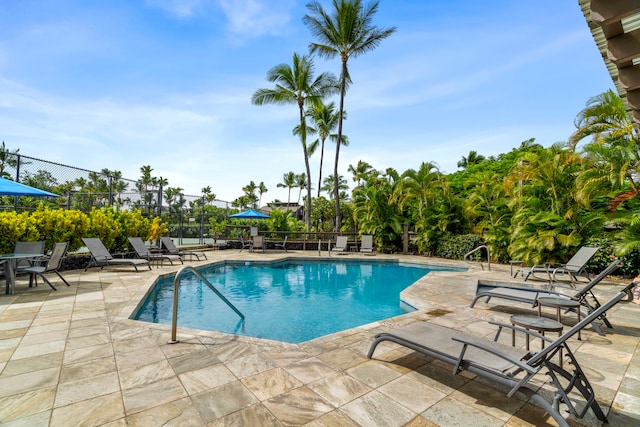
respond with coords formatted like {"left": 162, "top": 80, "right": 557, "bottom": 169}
{"left": 217, "top": 0, "right": 295, "bottom": 37}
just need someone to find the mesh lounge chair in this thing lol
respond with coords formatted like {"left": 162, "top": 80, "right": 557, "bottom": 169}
{"left": 274, "top": 236, "right": 288, "bottom": 252}
{"left": 128, "top": 237, "right": 182, "bottom": 266}
{"left": 470, "top": 259, "right": 624, "bottom": 335}
{"left": 331, "top": 236, "right": 348, "bottom": 254}
{"left": 251, "top": 235, "right": 265, "bottom": 253}
{"left": 20, "top": 242, "right": 70, "bottom": 291}
{"left": 160, "top": 237, "right": 207, "bottom": 261}
{"left": 515, "top": 247, "right": 599, "bottom": 284}
{"left": 83, "top": 238, "right": 151, "bottom": 272}
{"left": 239, "top": 236, "right": 252, "bottom": 253}
{"left": 359, "top": 235, "right": 375, "bottom": 255}
{"left": 368, "top": 286, "right": 633, "bottom": 427}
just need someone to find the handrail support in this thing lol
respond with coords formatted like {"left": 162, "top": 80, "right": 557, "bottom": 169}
{"left": 169, "top": 265, "right": 245, "bottom": 344}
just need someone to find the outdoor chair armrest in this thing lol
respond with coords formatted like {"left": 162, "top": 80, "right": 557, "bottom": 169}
{"left": 451, "top": 335, "right": 538, "bottom": 375}
{"left": 488, "top": 321, "right": 556, "bottom": 345}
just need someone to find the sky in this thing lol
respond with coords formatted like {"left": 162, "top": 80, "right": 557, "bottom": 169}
{"left": 0, "top": 0, "right": 615, "bottom": 204}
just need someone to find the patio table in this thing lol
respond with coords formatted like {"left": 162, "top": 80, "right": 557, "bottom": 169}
{"left": 1, "top": 253, "right": 44, "bottom": 294}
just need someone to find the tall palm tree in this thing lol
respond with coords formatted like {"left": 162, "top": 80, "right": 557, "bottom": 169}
{"left": 457, "top": 150, "right": 486, "bottom": 169}
{"left": 252, "top": 53, "right": 338, "bottom": 231}
{"left": 242, "top": 181, "right": 258, "bottom": 208}
{"left": 295, "top": 173, "right": 308, "bottom": 205}
{"left": 202, "top": 186, "right": 217, "bottom": 205}
{"left": 306, "top": 101, "right": 347, "bottom": 197}
{"left": 258, "top": 182, "right": 268, "bottom": 208}
{"left": 304, "top": 0, "right": 396, "bottom": 231}
{"left": 348, "top": 160, "right": 375, "bottom": 186}
{"left": 277, "top": 171, "right": 297, "bottom": 205}
{"left": 321, "top": 174, "right": 349, "bottom": 198}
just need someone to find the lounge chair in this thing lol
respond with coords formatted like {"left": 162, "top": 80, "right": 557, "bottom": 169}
{"left": 128, "top": 237, "right": 182, "bottom": 266}
{"left": 160, "top": 237, "right": 207, "bottom": 261}
{"left": 368, "top": 286, "right": 633, "bottom": 427}
{"left": 83, "top": 238, "right": 151, "bottom": 272}
{"left": 274, "top": 236, "right": 288, "bottom": 252}
{"left": 359, "top": 235, "right": 374, "bottom": 255}
{"left": 331, "top": 236, "right": 349, "bottom": 254}
{"left": 251, "top": 235, "right": 265, "bottom": 253}
{"left": 239, "top": 236, "right": 252, "bottom": 253}
{"left": 470, "top": 259, "right": 624, "bottom": 335}
{"left": 20, "top": 242, "right": 70, "bottom": 291}
{"left": 515, "top": 247, "right": 599, "bottom": 284}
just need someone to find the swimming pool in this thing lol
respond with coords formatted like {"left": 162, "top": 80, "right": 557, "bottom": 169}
{"left": 134, "top": 259, "right": 462, "bottom": 343}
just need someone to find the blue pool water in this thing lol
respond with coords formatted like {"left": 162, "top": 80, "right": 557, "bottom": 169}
{"left": 134, "top": 260, "right": 460, "bottom": 343}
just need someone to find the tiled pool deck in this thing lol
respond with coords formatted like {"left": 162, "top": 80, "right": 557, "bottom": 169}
{"left": 1, "top": 250, "right": 639, "bottom": 426}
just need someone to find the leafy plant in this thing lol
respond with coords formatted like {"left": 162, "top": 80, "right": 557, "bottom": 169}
{"left": 0, "top": 211, "right": 39, "bottom": 253}
{"left": 435, "top": 233, "right": 485, "bottom": 260}
{"left": 29, "top": 205, "right": 89, "bottom": 251}
{"left": 87, "top": 207, "right": 122, "bottom": 250}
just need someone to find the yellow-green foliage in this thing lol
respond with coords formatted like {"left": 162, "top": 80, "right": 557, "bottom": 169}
{"left": 88, "top": 207, "right": 122, "bottom": 250}
{"left": 115, "top": 209, "right": 151, "bottom": 248}
{"left": 29, "top": 206, "right": 89, "bottom": 252}
{"left": 0, "top": 211, "right": 39, "bottom": 253}
{"left": 149, "top": 216, "right": 168, "bottom": 242}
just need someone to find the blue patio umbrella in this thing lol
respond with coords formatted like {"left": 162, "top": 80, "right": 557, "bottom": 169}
{"left": 0, "top": 177, "right": 60, "bottom": 197}
{"left": 229, "top": 208, "right": 270, "bottom": 220}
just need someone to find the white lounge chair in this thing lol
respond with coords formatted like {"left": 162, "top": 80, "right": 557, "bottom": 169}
{"left": 251, "top": 235, "right": 265, "bottom": 253}
{"left": 331, "top": 236, "right": 349, "bottom": 254}
{"left": 274, "top": 236, "right": 288, "bottom": 252}
{"left": 359, "top": 235, "right": 375, "bottom": 255}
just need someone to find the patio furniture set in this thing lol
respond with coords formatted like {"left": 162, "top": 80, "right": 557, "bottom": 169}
{"left": 1, "top": 236, "right": 208, "bottom": 295}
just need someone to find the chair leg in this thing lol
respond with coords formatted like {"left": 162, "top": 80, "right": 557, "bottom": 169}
{"left": 55, "top": 271, "right": 71, "bottom": 287}
{"left": 39, "top": 273, "right": 57, "bottom": 291}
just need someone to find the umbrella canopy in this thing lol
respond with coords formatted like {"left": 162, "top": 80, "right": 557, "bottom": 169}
{"left": 0, "top": 177, "right": 60, "bottom": 197}
{"left": 229, "top": 208, "right": 270, "bottom": 219}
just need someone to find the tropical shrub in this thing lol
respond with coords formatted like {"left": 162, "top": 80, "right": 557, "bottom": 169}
{"left": 115, "top": 209, "right": 151, "bottom": 248}
{"left": 29, "top": 206, "right": 89, "bottom": 251}
{"left": 584, "top": 236, "right": 640, "bottom": 277}
{"left": 87, "top": 207, "right": 122, "bottom": 250}
{"left": 149, "top": 216, "right": 168, "bottom": 242}
{"left": 266, "top": 208, "right": 304, "bottom": 235}
{"left": 435, "top": 233, "right": 485, "bottom": 260}
{"left": 0, "top": 211, "right": 39, "bottom": 253}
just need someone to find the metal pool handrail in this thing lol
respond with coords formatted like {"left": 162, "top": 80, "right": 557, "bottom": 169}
{"left": 168, "top": 265, "right": 245, "bottom": 344}
{"left": 464, "top": 245, "right": 491, "bottom": 271}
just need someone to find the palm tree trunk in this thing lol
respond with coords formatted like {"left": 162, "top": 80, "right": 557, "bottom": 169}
{"left": 334, "top": 59, "right": 348, "bottom": 232}
{"left": 299, "top": 104, "right": 312, "bottom": 232}
{"left": 318, "top": 138, "right": 325, "bottom": 198}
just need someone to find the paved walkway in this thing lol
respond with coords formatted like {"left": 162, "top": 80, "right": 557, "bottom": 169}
{"left": 1, "top": 250, "right": 638, "bottom": 426}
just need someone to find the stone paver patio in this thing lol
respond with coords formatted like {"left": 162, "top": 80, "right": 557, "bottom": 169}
{"left": 1, "top": 249, "right": 639, "bottom": 426}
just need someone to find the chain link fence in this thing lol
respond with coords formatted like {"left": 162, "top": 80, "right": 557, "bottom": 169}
{"left": 0, "top": 150, "right": 231, "bottom": 244}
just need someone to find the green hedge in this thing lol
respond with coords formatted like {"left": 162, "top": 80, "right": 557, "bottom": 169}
{"left": 435, "top": 233, "right": 485, "bottom": 260}
{"left": 0, "top": 206, "right": 156, "bottom": 253}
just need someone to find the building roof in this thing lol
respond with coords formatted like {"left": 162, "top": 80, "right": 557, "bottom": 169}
{"left": 580, "top": 0, "right": 640, "bottom": 128}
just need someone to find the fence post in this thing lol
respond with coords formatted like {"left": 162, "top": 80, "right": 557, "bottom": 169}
{"left": 13, "top": 154, "right": 21, "bottom": 210}
{"left": 200, "top": 195, "right": 205, "bottom": 245}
